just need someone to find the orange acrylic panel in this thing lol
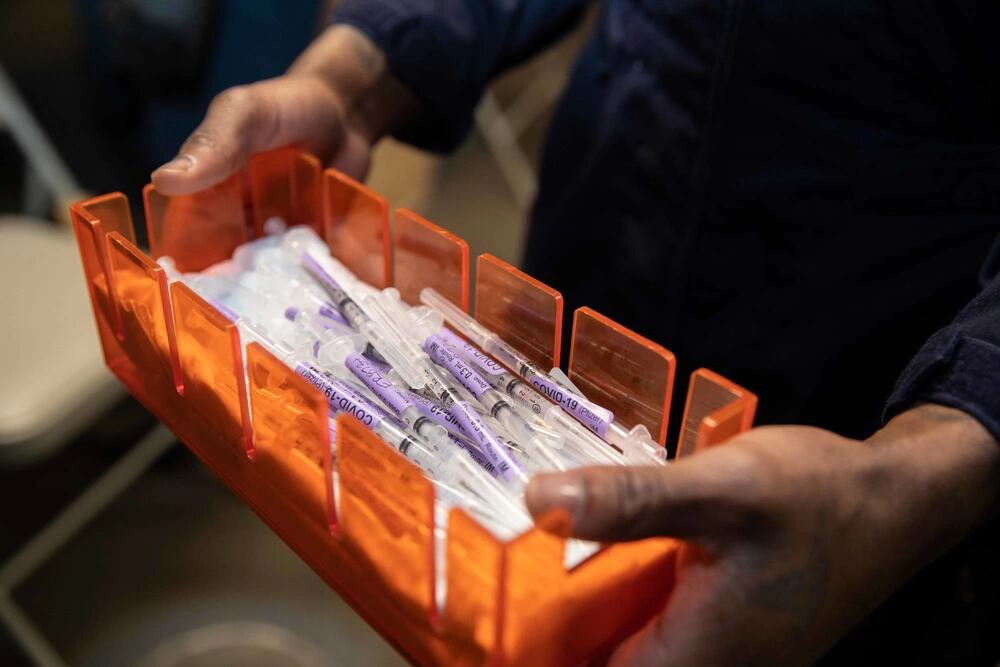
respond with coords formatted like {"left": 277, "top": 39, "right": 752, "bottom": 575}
{"left": 474, "top": 254, "right": 562, "bottom": 371}
{"left": 245, "top": 342, "right": 329, "bottom": 528}
{"left": 291, "top": 151, "right": 324, "bottom": 232}
{"left": 335, "top": 415, "right": 437, "bottom": 627}
{"left": 76, "top": 192, "right": 137, "bottom": 246}
{"left": 143, "top": 171, "right": 248, "bottom": 273}
{"left": 324, "top": 168, "right": 390, "bottom": 289}
{"left": 248, "top": 148, "right": 324, "bottom": 236}
{"left": 170, "top": 282, "right": 251, "bottom": 455}
{"left": 107, "top": 233, "right": 182, "bottom": 396}
{"left": 499, "top": 518, "right": 677, "bottom": 666}
{"left": 568, "top": 307, "right": 676, "bottom": 445}
{"left": 69, "top": 198, "right": 127, "bottom": 368}
{"left": 693, "top": 396, "right": 754, "bottom": 453}
{"left": 393, "top": 208, "right": 468, "bottom": 309}
{"left": 440, "top": 508, "right": 504, "bottom": 664}
{"left": 677, "top": 368, "right": 758, "bottom": 458}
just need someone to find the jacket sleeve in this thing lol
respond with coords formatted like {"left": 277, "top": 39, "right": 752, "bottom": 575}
{"left": 885, "top": 238, "right": 1000, "bottom": 441}
{"left": 331, "top": 0, "right": 589, "bottom": 152}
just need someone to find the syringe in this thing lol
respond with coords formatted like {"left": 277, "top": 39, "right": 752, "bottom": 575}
{"left": 430, "top": 322, "right": 625, "bottom": 466}
{"left": 400, "top": 389, "right": 500, "bottom": 474}
{"left": 358, "top": 294, "right": 530, "bottom": 486}
{"left": 244, "top": 325, "right": 528, "bottom": 528}
{"left": 301, "top": 252, "right": 369, "bottom": 331}
{"left": 421, "top": 287, "right": 667, "bottom": 465}
{"left": 408, "top": 306, "right": 624, "bottom": 466}
{"left": 371, "top": 289, "right": 572, "bottom": 473}
{"left": 283, "top": 305, "right": 356, "bottom": 341}
{"left": 376, "top": 291, "right": 561, "bottom": 439}
{"left": 418, "top": 327, "right": 567, "bottom": 472}
{"left": 300, "top": 251, "right": 391, "bottom": 366}
{"left": 241, "top": 264, "right": 343, "bottom": 328}
{"left": 316, "top": 339, "right": 504, "bottom": 479}
{"left": 313, "top": 337, "right": 456, "bottom": 454}
{"left": 280, "top": 226, "right": 372, "bottom": 300}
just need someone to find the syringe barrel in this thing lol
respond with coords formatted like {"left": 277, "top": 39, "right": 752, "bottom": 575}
{"left": 317, "top": 303, "right": 350, "bottom": 327}
{"left": 296, "top": 364, "right": 389, "bottom": 430}
{"left": 423, "top": 334, "right": 498, "bottom": 406}
{"left": 546, "top": 408, "right": 623, "bottom": 465}
{"left": 488, "top": 337, "right": 615, "bottom": 438}
{"left": 374, "top": 420, "right": 438, "bottom": 475}
{"left": 302, "top": 252, "right": 367, "bottom": 330}
{"left": 345, "top": 352, "right": 418, "bottom": 414}
{"left": 447, "top": 399, "right": 527, "bottom": 484}
{"left": 439, "top": 454, "right": 531, "bottom": 528}
{"left": 419, "top": 288, "right": 493, "bottom": 347}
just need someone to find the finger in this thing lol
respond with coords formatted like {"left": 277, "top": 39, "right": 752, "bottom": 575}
{"left": 152, "top": 77, "right": 343, "bottom": 195}
{"left": 524, "top": 448, "right": 769, "bottom": 542}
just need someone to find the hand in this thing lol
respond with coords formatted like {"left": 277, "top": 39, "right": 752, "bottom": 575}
{"left": 525, "top": 405, "right": 1000, "bottom": 666}
{"left": 151, "top": 25, "right": 419, "bottom": 195}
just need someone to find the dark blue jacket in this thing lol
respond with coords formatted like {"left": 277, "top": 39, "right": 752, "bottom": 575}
{"left": 334, "top": 2, "right": 1000, "bottom": 661}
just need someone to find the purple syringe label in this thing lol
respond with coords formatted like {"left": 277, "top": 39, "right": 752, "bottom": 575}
{"left": 287, "top": 306, "right": 340, "bottom": 332}
{"left": 318, "top": 303, "right": 350, "bottom": 327}
{"left": 408, "top": 392, "right": 501, "bottom": 478}
{"left": 302, "top": 254, "right": 345, "bottom": 294}
{"left": 295, "top": 363, "right": 384, "bottom": 429}
{"left": 526, "top": 372, "right": 614, "bottom": 437}
{"left": 448, "top": 400, "right": 524, "bottom": 482}
{"left": 436, "top": 328, "right": 507, "bottom": 376}
{"left": 479, "top": 330, "right": 615, "bottom": 434}
{"left": 346, "top": 352, "right": 415, "bottom": 416}
{"left": 408, "top": 391, "right": 464, "bottom": 434}
{"left": 334, "top": 376, "right": 409, "bottom": 430}
{"left": 302, "top": 254, "right": 367, "bottom": 329}
{"left": 423, "top": 334, "right": 492, "bottom": 400}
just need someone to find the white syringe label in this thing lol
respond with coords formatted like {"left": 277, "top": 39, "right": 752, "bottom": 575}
{"left": 450, "top": 401, "right": 523, "bottom": 482}
{"left": 423, "top": 334, "right": 492, "bottom": 400}
{"left": 296, "top": 364, "right": 384, "bottom": 429}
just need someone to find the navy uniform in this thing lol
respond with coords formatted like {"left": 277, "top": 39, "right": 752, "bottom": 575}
{"left": 333, "top": 2, "right": 1000, "bottom": 662}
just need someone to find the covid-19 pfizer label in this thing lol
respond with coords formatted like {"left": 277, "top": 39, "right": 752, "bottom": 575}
{"left": 527, "top": 372, "right": 614, "bottom": 437}
{"left": 295, "top": 363, "right": 384, "bottom": 429}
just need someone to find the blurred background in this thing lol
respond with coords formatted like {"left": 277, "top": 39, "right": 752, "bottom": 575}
{"left": 0, "top": 1, "right": 591, "bottom": 665}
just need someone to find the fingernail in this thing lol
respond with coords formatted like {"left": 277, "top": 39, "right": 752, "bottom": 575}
{"left": 154, "top": 155, "right": 194, "bottom": 173}
{"left": 527, "top": 477, "right": 586, "bottom": 524}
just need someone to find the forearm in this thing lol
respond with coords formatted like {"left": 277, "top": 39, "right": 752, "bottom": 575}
{"left": 330, "top": 0, "right": 589, "bottom": 151}
{"left": 863, "top": 404, "right": 1000, "bottom": 592}
{"left": 288, "top": 25, "right": 421, "bottom": 144}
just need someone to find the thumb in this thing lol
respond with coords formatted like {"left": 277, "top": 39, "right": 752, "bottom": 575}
{"left": 151, "top": 76, "right": 345, "bottom": 196}
{"left": 524, "top": 451, "right": 766, "bottom": 542}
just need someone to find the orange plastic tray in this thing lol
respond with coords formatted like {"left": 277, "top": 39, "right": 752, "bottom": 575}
{"left": 69, "top": 148, "right": 756, "bottom": 666}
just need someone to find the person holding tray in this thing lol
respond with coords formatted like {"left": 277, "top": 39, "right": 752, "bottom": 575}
{"left": 152, "top": 4, "right": 1000, "bottom": 665}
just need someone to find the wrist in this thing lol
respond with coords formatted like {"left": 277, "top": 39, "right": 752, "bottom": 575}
{"left": 288, "top": 24, "right": 420, "bottom": 144}
{"left": 860, "top": 404, "right": 1000, "bottom": 575}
